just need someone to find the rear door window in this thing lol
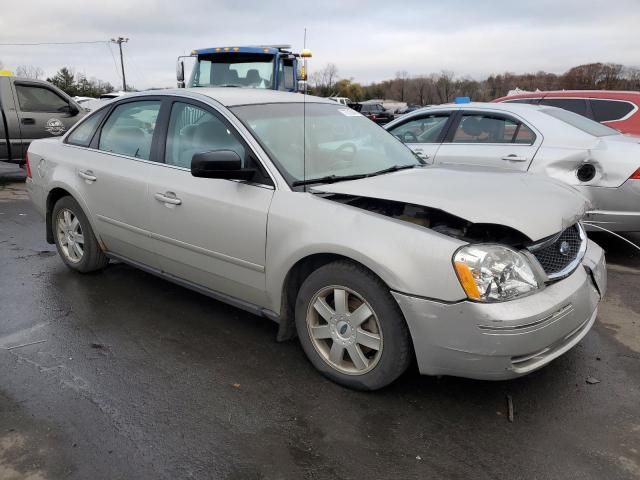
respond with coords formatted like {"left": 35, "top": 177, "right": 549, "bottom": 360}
{"left": 451, "top": 114, "right": 536, "bottom": 145}
{"left": 66, "top": 109, "right": 108, "bottom": 147}
{"left": 590, "top": 99, "right": 635, "bottom": 122}
{"left": 98, "top": 101, "right": 161, "bottom": 160}
{"left": 539, "top": 98, "right": 588, "bottom": 117}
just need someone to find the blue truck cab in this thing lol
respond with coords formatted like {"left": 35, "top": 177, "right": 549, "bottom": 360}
{"left": 177, "top": 45, "right": 310, "bottom": 92}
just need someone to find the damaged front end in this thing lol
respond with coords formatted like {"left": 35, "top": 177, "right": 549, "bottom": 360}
{"left": 323, "top": 193, "right": 587, "bottom": 295}
{"left": 323, "top": 194, "right": 530, "bottom": 247}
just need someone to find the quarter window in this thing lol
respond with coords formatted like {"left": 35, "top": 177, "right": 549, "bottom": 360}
{"left": 452, "top": 114, "right": 535, "bottom": 144}
{"left": 165, "top": 102, "right": 246, "bottom": 169}
{"left": 590, "top": 99, "right": 635, "bottom": 122}
{"left": 98, "top": 101, "right": 161, "bottom": 160}
{"left": 389, "top": 114, "right": 449, "bottom": 144}
{"left": 539, "top": 98, "right": 588, "bottom": 117}
{"left": 66, "top": 109, "right": 108, "bottom": 147}
{"left": 15, "top": 84, "right": 69, "bottom": 113}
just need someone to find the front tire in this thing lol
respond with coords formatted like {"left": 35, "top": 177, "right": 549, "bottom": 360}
{"left": 295, "top": 261, "right": 412, "bottom": 390}
{"left": 52, "top": 196, "right": 108, "bottom": 273}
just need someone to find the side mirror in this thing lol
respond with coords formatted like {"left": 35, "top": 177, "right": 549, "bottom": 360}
{"left": 60, "top": 103, "right": 80, "bottom": 116}
{"left": 176, "top": 59, "right": 185, "bottom": 88}
{"left": 191, "top": 150, "right": 255, "bottom": 180}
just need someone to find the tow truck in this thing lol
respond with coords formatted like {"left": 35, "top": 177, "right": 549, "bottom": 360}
{"left": 176, "top": 45, "right": 311, "bottom": 92}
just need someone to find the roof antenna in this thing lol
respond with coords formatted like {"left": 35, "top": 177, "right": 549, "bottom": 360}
{"left": 302, "top": 27, "right": 307, "bottom": 192}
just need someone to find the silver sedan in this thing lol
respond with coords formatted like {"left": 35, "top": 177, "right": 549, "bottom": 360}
{"left": 25, "top": 89, "right": 606, "bottom": 390}
{"left": 385, "top": 102, "right": 640, "bottom": 232}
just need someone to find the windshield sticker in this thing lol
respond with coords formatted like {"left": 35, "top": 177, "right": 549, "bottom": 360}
{"left": 338, "top": 108, "right": 362, "bottom": 117}
{"left": 45, "top": 118, "right": 66, "bottom": 136}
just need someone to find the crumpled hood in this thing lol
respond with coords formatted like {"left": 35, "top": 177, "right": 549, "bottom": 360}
{"left": 311, "top": 166, "right": 590, "bottom": 241}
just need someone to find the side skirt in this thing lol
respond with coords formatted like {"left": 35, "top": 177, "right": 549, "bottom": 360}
{"left": 106, "top": 252, "right": 281, "bottom": 324}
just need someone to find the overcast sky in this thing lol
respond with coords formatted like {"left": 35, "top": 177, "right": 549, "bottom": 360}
{"left": 1, "top": 0, "right": 639, "bottom": 90}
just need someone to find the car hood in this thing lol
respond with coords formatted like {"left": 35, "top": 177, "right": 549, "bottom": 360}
{"left": 311, "top": 166, "right": 590, "bottom": 241}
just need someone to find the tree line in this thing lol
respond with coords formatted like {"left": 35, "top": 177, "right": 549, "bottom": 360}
{"left": 311, "top": 62, "right": 640, "bottom": 105}
{"left": 1, "top": 62, "right": 116, "bottom": 97}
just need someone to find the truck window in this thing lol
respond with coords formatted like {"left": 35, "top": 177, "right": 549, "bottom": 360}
{"left": 15, "top": 84, "right": 69, "bottom": 113}
{"left": 192, "top": 53, "right": 274, "bottom": 88}
{"left": 278, "top": 59, "right": 295, "bottom": 91}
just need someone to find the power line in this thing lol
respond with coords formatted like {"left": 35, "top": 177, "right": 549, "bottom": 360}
{"left": 0, "top": 40, "right": 109, "bottom": 46}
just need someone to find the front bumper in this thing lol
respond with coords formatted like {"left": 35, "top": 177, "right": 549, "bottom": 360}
{"left": 393, "top": 239, "right": 606, "bottom": 380}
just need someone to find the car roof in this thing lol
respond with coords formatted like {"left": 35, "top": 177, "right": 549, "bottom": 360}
{"left": 413, "top": 101, "right": 547, "bottom": 114}
{"left": 121, "top": 88, "right": 335, "bottom": 107}
{"left": 495, "top": 90, "right": 640, "bottom": 101}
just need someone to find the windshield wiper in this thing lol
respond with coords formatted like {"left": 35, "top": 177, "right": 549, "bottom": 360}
{"left": 366, "top": 164, "right": 424, "bottom": 177}
{"left": 292, "top": 173, "right": 368, "bottom": 187}
{"left": 292, "top": 164, "right": 423, "bottom": 187}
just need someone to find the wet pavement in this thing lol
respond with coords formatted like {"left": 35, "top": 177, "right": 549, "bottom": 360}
{"left": 1, "top": 174, "right": 639, "bottom": 480}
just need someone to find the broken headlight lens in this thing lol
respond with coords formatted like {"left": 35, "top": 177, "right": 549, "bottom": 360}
{"left": 453, "top": 245, "right": 539, "bottom": 302}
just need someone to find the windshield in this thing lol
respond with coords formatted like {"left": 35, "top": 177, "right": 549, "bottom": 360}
{"left": 541, "top": 107, "right": 619, "bottom": 137}
{"left": 191, "top": 53, "right": 274, "bottom": 88}
{"left": 231, "top": 103, "right": 422, "bottom": 186}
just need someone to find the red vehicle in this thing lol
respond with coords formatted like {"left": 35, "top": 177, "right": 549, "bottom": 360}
{"left": 492, "top": 90, "right": 640, "bottom": 136}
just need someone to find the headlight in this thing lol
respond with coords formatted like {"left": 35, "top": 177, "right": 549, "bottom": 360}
{"left": 453, "top": 245, "right": 539, "bottom": 302}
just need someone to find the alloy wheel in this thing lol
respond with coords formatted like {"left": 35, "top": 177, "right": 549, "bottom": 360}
{"left": 56, "top": 208, "right": 85, "bottom": 263}
{"left": 306, "top": 285, "right": 383, "bottom": 375}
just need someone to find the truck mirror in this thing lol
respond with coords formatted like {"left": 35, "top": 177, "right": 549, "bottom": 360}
{"left": 176, "top": 59, "right": 185, "bottom": 87}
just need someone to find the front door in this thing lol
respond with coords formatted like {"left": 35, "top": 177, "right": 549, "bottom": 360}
{"left": 12, "top": 81, "right": 84, "bottom": 155}
{"left": 71, "top": 99, "right": 164, "bottom": 268}
{"left": 434, "top": 111, "right": 541, "bottom": 171}
{"left": 386, "top": 112, "right": 451, "bottom": 164}
{"left": 147, "top": 100, "right": 274, "bottom": 306}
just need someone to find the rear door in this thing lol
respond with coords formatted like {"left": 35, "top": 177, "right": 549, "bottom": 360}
{"left": 434, "top": 111, "right": 541, "bottom": 171}
{"left": 11, "top": 80, "right": 84, "bottom": 154}
{"left": 69, "top": 98, "right": 165, "bottom": 268}
{"left": 386, "top": 111, "right": 452, "bottom": 163}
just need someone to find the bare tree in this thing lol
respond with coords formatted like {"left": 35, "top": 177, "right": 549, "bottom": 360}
{"left": 395, "top": 70, "right": 409, "bottom": 102}
{"left": 311, "top": 63, "right": 339, "bottom": 97}
{"left": 15, "top": 65, "right": 44, "bottom": 79}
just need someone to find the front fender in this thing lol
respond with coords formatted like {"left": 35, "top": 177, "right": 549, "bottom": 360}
{"left": 264, "top": 191, "right": 467, "bottom": 314}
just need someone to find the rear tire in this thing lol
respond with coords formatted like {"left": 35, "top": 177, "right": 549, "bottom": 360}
{"left": 295, "top": 260, "right": 412, "bottom": 390}
{"left": 52, "top": 196, "right": 108, "bottom": 273}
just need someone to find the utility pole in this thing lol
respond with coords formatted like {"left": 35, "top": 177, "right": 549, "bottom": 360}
{"left": 110, "top": 37, "right": 129, "bottom": 91}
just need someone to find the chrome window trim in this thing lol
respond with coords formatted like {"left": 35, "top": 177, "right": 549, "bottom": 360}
{"left": 61, "top": 143, "right": 275, "bottom": 191}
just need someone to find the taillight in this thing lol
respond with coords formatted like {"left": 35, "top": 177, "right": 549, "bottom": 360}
{"left": 25, "top": 152, "right": 32, "bottom": 178}
{"left": 630, "top": 168, "right": 640, "bottom": 180}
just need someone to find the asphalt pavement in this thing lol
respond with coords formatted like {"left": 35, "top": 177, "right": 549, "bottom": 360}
{"left": 1, "top": 172, "right": 639, "bottom": 480}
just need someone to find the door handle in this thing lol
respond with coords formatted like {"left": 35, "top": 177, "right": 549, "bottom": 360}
{"left": 501, "top": 154, "right": 528, "bottom": 162}
{"left": 78, "top": 170, "right": 97, "bottom": 182}
{"left": 154, "top": 192, "right": 182, "bottom": 206}
{"left": 21, "top": 118, "right": 35, "bottom": 125}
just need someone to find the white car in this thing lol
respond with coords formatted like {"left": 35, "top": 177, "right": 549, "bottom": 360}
{"left": 385, "top": 102, "right": 640, "bottom": 232}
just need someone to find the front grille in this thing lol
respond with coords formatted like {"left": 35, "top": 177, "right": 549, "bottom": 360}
{"left": 529, "top": 224, "right": 585, "bottom": 279}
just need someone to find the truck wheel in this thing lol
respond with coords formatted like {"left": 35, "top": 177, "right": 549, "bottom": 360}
{"left": 52, "top": 196, "right": 108, "bottom": 273}
{"left": 295, "top": 260, "right": 412, "bottom": 390}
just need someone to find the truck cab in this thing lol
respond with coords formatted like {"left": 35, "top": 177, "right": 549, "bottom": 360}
{"left": 177, "top": 45, "right": 309, "bottom": 92}
{"left": 0, "top": 73, "right": 85, "bottom": 164}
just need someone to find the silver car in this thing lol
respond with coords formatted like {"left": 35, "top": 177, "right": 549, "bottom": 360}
{"left": 25, "top": 89, "right": 607, "bottom": 390}
{"left": 385, "top": 102, "right": 640, "bottom": 232}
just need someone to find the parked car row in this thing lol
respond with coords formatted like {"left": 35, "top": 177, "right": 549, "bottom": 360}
{"left": 26, "top": 88, "right": 608, "bottom": 390}
{"left": 385, "top": 102, "right": 640, "bottom": 232}
{"left": 493, "top": 90, "right": 640, "bottom": 135}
